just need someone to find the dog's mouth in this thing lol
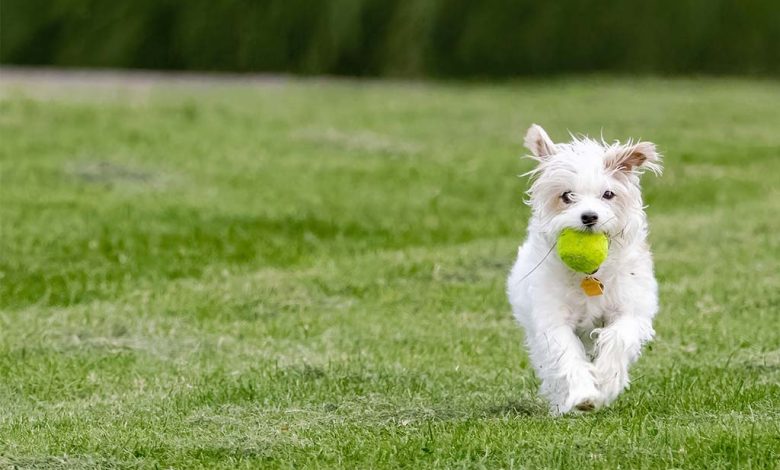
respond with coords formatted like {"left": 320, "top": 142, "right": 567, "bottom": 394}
{"left": 582, "top": 215, "right": 618, "bottom": 234}
{"left": 578, "top": 225, "right": 603, "bottom": 234}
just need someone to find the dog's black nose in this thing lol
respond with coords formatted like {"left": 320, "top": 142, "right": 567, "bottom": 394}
{"left": 581, "top": 211, "right": 598, "bottom": 227}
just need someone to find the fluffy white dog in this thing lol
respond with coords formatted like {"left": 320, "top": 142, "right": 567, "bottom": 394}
{"left": 507, "top": 124, "right": 662, "bottom": 415}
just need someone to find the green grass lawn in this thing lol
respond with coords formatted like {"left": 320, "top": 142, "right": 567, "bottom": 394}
{"left": 0, "top": 73, "right": 778, "bottom": 468}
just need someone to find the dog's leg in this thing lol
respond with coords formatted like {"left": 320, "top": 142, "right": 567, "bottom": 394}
{"left": 593, "top": 316, "right": 654, "bottom": 405}
{"left": 527, "top": 324, "right": 603, "bottom": 414}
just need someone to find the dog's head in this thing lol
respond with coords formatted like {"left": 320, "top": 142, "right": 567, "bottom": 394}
{"left": 523, "top": 124, "right": 661, "bottom": 243}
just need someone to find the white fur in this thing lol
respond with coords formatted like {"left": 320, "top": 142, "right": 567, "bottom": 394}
{"left": 507, "top": 124, "right": 662, "bottom": 415}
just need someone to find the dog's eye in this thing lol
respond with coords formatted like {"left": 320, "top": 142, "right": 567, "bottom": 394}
{"left": 561, "top": 191, "right": 574, "bottom": 204}
{"left": 602, "top": 190, "right": 615, "bottom": 200}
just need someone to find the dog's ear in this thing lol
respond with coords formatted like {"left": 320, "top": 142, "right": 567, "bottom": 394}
{"left": 607, "top": 141, "right": 662, "bottom": 175}
{"left": 524, "top": 124, "right": 557, "bottom": 159}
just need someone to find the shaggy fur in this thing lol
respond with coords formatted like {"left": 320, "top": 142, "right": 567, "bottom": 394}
{"left": 507, "top": 124, "right": 662, "bottom": 415}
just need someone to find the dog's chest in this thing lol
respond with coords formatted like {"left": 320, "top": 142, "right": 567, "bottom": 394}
{"left": 566, "top": 280, "right": 620, "bottom": 329}
{"left": 577, "top": 300, "right": 611, "bottom": 329}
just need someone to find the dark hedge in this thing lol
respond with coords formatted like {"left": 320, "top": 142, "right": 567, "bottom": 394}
{"left": 2, "top": 0, "right": 779, "bottom": 76}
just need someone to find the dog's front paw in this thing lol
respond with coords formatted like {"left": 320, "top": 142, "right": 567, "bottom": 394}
{"left": 595, "top": 367, "right": 629, "bottom": 405}
{"left": 573, "top": 396, "right": 601, "bottom": 412}
{"left": 558, "top": 384, "right": 604, "bottom": 415}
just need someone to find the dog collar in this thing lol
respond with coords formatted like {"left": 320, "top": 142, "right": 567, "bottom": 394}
{"left": 581, "top": 276, "right": 604, "bottom": 296}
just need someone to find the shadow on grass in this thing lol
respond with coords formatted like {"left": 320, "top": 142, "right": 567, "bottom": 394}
{"left": 483, "top": 399, "right": 547, "bottom": 418}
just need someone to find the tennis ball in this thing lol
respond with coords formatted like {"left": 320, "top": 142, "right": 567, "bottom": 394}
{"left": 556, "top": 228, "right": 609, "bottom": 274}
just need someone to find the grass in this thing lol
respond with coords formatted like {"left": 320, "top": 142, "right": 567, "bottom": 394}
{"left": 0, "top": 72, "right": 778, "bottom": 468}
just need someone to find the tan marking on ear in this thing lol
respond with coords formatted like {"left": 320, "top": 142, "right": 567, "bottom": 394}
{"left": 608, "top": 141, "right": 662, "bottom": 175}
{"left": 620, "top": 142, "right": 654, "bottom": 170}
{"left": 524, "top": 124, "right": 557, "bottom": 158}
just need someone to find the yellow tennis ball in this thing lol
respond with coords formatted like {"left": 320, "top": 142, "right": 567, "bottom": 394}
{"left": 556, "top": 228, "right": 609, "bottom": 273}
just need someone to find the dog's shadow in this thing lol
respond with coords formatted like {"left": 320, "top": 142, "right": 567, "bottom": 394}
{"left": 483, "top": 399, "right": 547, "bottom": 418}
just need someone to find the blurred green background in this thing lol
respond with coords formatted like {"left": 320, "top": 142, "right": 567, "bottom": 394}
{"left": 2, "top": 0, "right": 779, "bottom": 77}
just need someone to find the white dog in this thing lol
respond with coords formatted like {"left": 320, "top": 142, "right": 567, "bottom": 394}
{"left": 507, "top": 124, "right": 662, "bottom": 415}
